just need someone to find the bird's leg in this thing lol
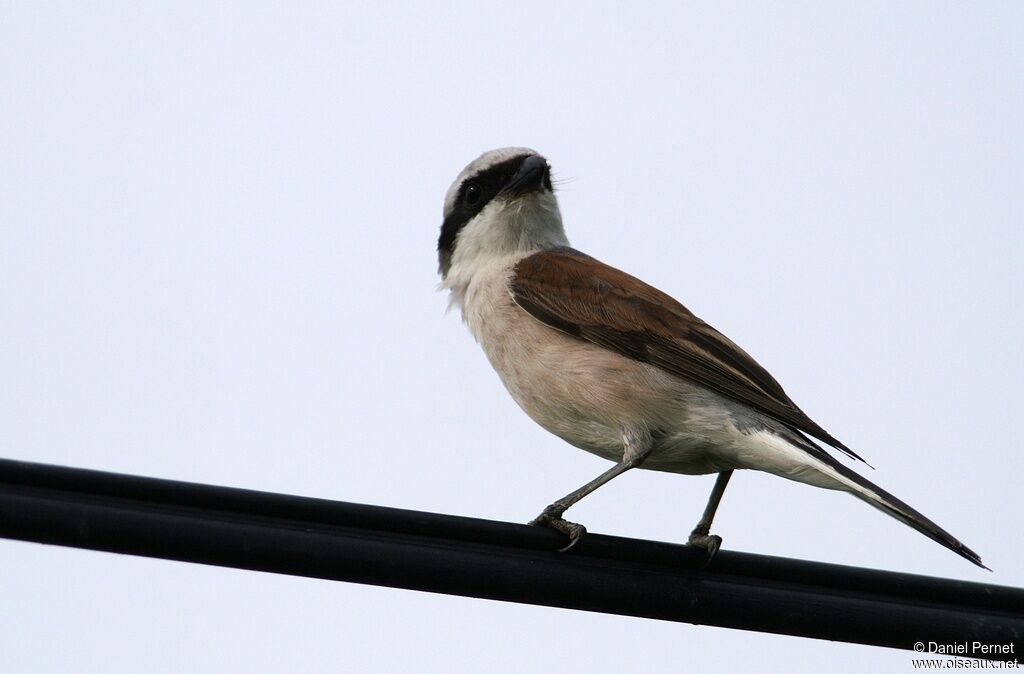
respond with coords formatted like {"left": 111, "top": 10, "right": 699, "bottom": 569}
{"left": 530, "top": 432, "right": 653, "bottom": 552}
{"left": 688, "top": 469, "right": 734, "bottom": 559}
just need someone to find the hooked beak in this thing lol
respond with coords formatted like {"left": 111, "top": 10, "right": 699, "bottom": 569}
{"left": 502, "top": 155, "right": 552, "bottom": 197}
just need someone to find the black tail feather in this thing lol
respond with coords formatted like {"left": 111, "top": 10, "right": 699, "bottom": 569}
{"left": 818, "top": 449, "right": 988, "bottom": 570}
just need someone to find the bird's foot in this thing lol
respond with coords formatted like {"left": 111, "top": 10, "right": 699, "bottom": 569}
{"left": 688, "top": 529, "right": 723, "bottom": 566}
{"left": 529, "top": 507, "right": 587, "bottom": 552}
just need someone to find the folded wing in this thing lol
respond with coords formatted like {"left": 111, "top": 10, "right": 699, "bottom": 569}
{"left": 510, "top": 247, "right": 866, "bottom": 463}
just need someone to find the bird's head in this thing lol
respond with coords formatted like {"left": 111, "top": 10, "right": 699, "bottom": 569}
{"left": 438, "top": 148, "right": 567, "bottom": 283}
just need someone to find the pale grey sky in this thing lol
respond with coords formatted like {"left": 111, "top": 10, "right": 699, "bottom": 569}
{"left": 2, "top": 2, "right": 1021, "bottom": 672}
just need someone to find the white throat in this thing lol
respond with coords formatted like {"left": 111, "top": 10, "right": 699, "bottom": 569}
{"left": 442, "top": 191, "right": 569, "bottom": 310}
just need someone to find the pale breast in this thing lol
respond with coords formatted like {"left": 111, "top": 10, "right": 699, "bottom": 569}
{"left": 460, "top": 258, "right": 717, "bottom": 465}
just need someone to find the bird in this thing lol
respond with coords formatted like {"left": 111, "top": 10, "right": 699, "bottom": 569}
{"left": 436, "top": 146, "right": 985, "bottom": 569}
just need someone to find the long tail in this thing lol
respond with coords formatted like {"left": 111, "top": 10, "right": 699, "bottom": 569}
{"left": 817, "top": 450, "right": 987, "bottom": 569}
{"left": 752, "top": 429, "right": 988, "bottom": 569}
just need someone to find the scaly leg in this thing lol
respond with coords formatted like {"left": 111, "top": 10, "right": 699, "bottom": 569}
{"left": 530, "top": 432, "right": 653, "bottom": 551}
{"left": 688, "top": 469, "right": 734, "bottom": 558}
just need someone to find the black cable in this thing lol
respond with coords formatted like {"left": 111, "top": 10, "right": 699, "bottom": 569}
{"left": 1, "top": 457, "right": 1020, "bottom": 659}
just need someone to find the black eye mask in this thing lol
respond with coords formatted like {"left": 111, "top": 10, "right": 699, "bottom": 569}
{"left": 437, "top": 154, "right": 533, "bottom": 277}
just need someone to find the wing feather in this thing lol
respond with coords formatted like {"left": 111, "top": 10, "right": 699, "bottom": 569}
{"left": 510, "top": 248, "right": 865, "bottom": 463}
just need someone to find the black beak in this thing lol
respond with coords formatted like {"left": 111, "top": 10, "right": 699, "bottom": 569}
{"left": 502, "top": 155, "right": 551, "bottom": 196}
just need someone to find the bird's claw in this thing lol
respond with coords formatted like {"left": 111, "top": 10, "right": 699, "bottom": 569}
{"left": 688, "top": 532, "right": 723, "bottom": 566}
{"left": 530, "top": 510, "right": 587, "bottom": 552}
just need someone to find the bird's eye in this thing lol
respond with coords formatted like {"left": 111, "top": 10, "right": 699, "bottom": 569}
{"left": 465, "top": 183, "right": 482, "bottom": 205}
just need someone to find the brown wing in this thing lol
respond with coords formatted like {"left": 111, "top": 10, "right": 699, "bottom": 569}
{"left": 510, "top": 248, "right": 864, "bottom": 463}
